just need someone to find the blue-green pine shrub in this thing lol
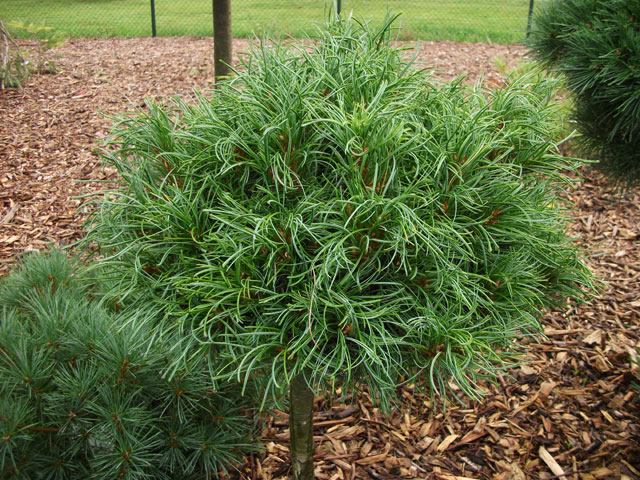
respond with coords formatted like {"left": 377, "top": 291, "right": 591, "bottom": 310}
{"left": 0, "top": 250, "right": 257, "bottom": 479}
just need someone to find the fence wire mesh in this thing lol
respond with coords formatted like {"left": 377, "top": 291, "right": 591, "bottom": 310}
{"left": 2, "top": 0, "right": 536, "bottom": 44}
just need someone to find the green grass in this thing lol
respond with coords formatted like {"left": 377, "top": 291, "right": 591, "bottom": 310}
{"left": 1, "top": 0, "right": 533, "bottom": 43}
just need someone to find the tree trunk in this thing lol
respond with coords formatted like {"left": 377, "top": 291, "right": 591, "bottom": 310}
{"left": 289, "top": 374, "right": 315, "bottom": 480}
{"left": 212, "top": 0, "right": 232, "bottom": 82}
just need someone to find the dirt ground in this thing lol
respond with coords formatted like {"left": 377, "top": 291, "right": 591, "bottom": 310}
{"left": 1, "top": 37, "right": 639, "bottom": 479}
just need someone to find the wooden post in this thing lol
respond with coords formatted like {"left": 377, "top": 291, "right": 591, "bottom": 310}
{"left": 212, "top": 0, "right": 232, "bottom": 82}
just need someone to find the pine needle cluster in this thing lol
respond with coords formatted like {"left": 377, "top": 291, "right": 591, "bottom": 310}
{"left": 527, "top": 0, "right": 640, "bottom": 187}
{"left": 0, "top": 250, "right": 258, "bottom": 479}
{"left": 84, "top": 18, "right": 593, "bottom": 410}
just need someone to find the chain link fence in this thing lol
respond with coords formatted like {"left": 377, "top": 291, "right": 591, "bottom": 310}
{"left": 2, "top": 0, "right": 537, "bottom": 44}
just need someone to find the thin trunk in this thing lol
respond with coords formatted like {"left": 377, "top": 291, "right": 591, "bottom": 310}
{"left": 1, "top": 20, "right": 8, "bottom": 89}
{"left": 289, "top": 374, "right": 315, "bottom": 480}
{"left": 212, "top": 0, "right": 232, "bottom": 82}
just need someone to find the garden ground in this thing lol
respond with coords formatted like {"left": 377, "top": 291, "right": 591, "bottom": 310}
{"left": 1, "top": 37, "right": 639, "bottom": 479}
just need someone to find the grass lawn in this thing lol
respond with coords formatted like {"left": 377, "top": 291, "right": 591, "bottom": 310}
{"left": 1, "top": 0, "right": 533, "bottom": 43}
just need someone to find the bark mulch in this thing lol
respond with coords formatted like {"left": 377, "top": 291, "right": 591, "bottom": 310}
{"left": 1, "top": 37, "right": 638, "bottom": 479}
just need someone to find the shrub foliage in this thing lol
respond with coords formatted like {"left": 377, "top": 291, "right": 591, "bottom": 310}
{"left": 85, "top": 19, "right": 592, "bottom": 408}
{"left": 527, "top": 0, "right": 640, "bottom": 186}
{"left": 0, "top": 251, "right": 257, "bottom": 479}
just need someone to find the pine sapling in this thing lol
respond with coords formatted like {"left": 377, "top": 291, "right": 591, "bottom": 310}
{"left": 85, "top": 18, "right": 595, "bottom": 478}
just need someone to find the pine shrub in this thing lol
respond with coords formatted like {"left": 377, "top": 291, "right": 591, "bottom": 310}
{"left": 527, "top": 0, "right": 640, "bottom": 186}
{"left": 0, "top": 250, "right": 257, "bottom": 479}
{"left": 84, "top": 18, "right": 593, "bottom": 410}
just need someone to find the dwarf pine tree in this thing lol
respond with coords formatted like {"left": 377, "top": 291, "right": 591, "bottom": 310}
{"left": 527, "top": 0, "right": 640, "bottom": 187}
{"left": 0, "top": 250, "right": 258, "bottom": 479}
{"left": 84, "top": 18, "right": 594, "bottom": 478}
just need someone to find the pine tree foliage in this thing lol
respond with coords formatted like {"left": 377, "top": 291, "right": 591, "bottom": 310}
{"left": 527, "top": 0, "right": 640, "bottom": 186}
{"left": 0, "top": 250, "right": 258, "bottom": 479}
{"left": 84, "top": 18, "right": 593, "bottom": 409}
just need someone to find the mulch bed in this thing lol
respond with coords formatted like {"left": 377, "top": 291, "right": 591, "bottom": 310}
{"left": 1, "top": 37, "right": 638, "bottom": 479}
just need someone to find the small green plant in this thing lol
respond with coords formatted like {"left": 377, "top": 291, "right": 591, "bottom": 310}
{"left": 84, "top": 18, "right": 594, "bottom": 479}
{"left": 0, "top": 250, "right": 258, "bottom": 479}
{"left": 0, "top": 19, "right": 30, "bottom": 89}
{"left": 493, "top": 54, "right": 510, "bottom": 75}
{"left": 1, "top": 18, "right": 67, "bottom": 89}
{"left": 8, "top": 20, "right": 68, "bottom": 74}
{"left": 527, "top": 0, "right": 640, "bottom": 187}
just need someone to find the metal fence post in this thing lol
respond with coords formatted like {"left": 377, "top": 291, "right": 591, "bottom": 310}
{"left": 150, "top": 0, "right": 157, "bottom": 37}
{"left": 526, "top": 0, "right": 534, "bottom": 38}
{"left": 336, "top": 0, "right": 342, "bottom": 17}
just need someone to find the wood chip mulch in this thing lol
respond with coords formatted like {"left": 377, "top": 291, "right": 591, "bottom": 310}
{"left": 1, "top": 37, "right": 638, "bottom": 479}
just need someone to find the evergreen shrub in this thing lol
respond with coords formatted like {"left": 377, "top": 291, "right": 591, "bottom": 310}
{"left": 527, "top": 0, "right": 640, "bottom": 186}
{"left": 85, "top": 17, "right": 594, "bottom": 403}
{"left": 0, "top": 251, "right": 257, "bottom": 479}
{"left": 84, "top": 17, "right": 593, "bottom": 476}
